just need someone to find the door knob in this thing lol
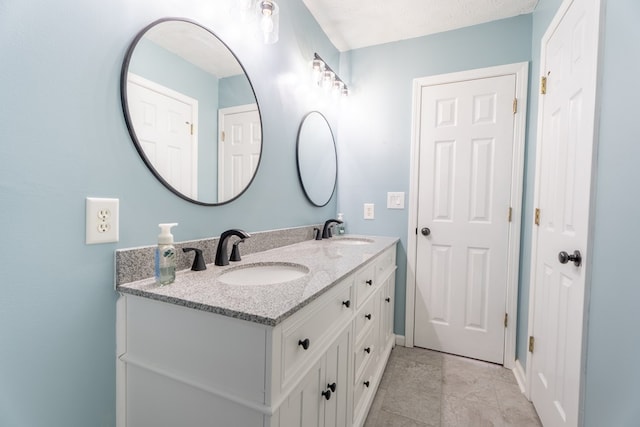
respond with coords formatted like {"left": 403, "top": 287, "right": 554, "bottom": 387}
{"left": 421, "top": 227, "right": 431, "bottom": 236}
{"left": 558, "top": 250, "right": 582, "bottom": 267}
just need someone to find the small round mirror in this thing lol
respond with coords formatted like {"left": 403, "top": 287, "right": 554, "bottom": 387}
{"left": 121, "top": 18, "right": 262, "bottom": 205}
{"left": 296, "top": 112, "right": 337, "bottom": 207}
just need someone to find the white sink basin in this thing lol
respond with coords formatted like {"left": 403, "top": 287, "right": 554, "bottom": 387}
{"left": 331, "top": 237, "right": 374, "bottom": 245}
{"left": 217, "top": 263, "right": 309, "bottom": 286}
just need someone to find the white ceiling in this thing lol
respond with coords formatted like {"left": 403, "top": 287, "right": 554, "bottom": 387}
{"left": 302, "top": 0, "right": 539, "bottom": 51}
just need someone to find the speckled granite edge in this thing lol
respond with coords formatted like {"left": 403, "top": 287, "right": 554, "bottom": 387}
{"left": 116, "top": 235, "right": 399, "bottom": 326}
{"left": 115, "top": 224, "right": 322, "bottom": 286}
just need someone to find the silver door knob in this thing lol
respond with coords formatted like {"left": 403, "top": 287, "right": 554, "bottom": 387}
{"left": 421, "top": 227, "right": 431, "bottom": 236}
{"left": 558, "top": 250, "right": 582, "bottom": 267}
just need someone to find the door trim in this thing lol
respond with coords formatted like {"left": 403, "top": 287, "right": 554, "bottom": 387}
{"left": 524, "top": 0, "right": 603, "bottom": 417}
{"left": 405, "top": 62, "right": 529, "bottom": 369}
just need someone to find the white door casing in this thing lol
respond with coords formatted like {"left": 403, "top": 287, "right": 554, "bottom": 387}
{"left": 406, "top": 63, "right": 528, "bottom": 369}
{"left": 218, "top": 104, "right": 261, "bottom": 202}
{"left": 127, "top": 73, "right": 199, "bottom": 198}
{"left": 526, "top": 0, "right": 602, "bottom": 425}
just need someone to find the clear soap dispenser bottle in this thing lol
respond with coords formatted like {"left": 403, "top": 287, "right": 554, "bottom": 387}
{"left": 155, "top": 223, "right": 178, "bottom": 285}
{"left": 337, "top": 213, "right": 346, "bottom": 235}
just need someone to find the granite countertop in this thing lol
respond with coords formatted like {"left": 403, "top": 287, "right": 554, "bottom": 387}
{"left": 116, "top": 235, "right": 398, "bottom": 326}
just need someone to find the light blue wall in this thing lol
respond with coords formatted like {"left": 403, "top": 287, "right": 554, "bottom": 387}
{"left": 219, "top": 73, "right": 255, "bottom": 109}
{"left": 0, "top": 0, "right": 338, "bottom": 425}
{"left": 128, "top": 37, "right": 220, "bottom": 200}
{"left": 583, "top": 0, "right": 640, "bottom": 424}
{"left": 336, "top": 15, "right": 533, "bottom": 335}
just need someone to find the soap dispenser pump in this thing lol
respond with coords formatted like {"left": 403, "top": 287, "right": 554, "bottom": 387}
{"left": 155, "top": 223, "right": 178, "bottom": 285}
{"left": 336, "top": 213, "right": 346, "bottom": 235}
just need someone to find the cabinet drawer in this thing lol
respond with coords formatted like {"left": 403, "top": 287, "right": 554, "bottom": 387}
{"left": 375, "top": 246, "right": 396, "bottom": 282}
{"left": 355, "top": 263, "right": 376, "bottom": 308}
{"left": 354, "top": 293, "right": 377, "bottom": 344}
{"left": 354, "top": 325, "right": 376, "bottom": 381}
{"left": 281, "top": 280, "right": 353, "bottom": 388}
{"left": 353, "top": 359, "right": 375, "bottom": 422}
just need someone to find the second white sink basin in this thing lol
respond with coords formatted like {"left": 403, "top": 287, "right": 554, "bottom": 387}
{"left": 331, "top": 237, "right": 374, "bottom": 245}
{"left": 217, "top": 263, "right": 309, "bottom": 286}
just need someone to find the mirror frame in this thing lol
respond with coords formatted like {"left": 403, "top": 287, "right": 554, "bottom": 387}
{"left": 120, "top": 17, "right": 263, "bottom": 206}
{"left": 296, "top": 111, "right": 338, "bottom": 207}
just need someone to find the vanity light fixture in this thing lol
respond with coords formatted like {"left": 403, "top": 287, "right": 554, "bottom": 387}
{"left": 258, "top": 0, "right": 279, "bottom": 44}
{"left": 312, "top": 53, "right": 349, "bottom": 98}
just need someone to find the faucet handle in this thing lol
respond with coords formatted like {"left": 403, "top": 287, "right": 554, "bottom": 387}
{"left": 314, "top": 227, "right": 322, "bottom": 240}
{"left": 182, "top": 248, "right": 206, "bottom": 271}
{"left": 230, "top": 239, "right": 246, "bottom": 262}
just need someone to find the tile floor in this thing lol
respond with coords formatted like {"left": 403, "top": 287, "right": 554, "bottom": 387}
{"left": 364, "top": 346, "right": 542, "bottom": 427}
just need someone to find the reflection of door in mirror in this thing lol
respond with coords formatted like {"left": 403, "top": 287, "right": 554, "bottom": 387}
{"left": 218, "top": 104, "right": 261, "bottom": 202}
{"left": 127, "top": 73, "right": 199, "bottom": 199}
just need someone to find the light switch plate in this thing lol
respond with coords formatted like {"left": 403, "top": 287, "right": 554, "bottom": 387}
{"left": 86, "top": 197, "right": 119, "bottom": 244}
{"left": 364, "top": 203, "right": 375, "bottom": 220}
{"left": 387, "top": 192, "right": 405, "bottom": 209}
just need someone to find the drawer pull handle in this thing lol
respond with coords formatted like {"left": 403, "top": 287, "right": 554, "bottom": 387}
{"left": 363, "top": 380, "right": 370, "bottom": 388}
{"left": 327, "top": 382, "right": 337, "bottom": 392}
{"left": 364, "top": 347, "right": 371, "bottom": 354}
{"left": 385, "top": 297, "right": 391, "bottom": 303}
{"left": 365, "top": 313, "right": 372, "bottom": 320}
{"left": 298, "top": 338, "right": 310, "bottom": 350}
{"left": 321, "top": 389, "right": 332, "bottom": 400}
{"left": 365, "top": 279, "right": 373, "bottom": 286}
{"left": 342, "top": 300, "right": 351, "bottom": 308}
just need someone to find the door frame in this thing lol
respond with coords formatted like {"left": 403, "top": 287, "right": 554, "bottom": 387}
{"left": 405, "top": 62, "right": 529, "bottom": 369}
{"left": 524, "top": 0, "right": 603, "bottom": 414}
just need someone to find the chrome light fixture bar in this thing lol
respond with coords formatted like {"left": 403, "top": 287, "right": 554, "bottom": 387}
{"left": 312, "top": 52, "right": 349, "bottom": 97}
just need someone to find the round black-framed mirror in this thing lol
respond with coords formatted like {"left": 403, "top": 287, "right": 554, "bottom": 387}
{"left": 296, "top": 111, "right": 337, "bottom": 207}
{"left": 121, "top": 18, "right": 263, "bottom": 206}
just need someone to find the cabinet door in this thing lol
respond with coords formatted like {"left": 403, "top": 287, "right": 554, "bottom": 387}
{"left": 380, "top": 275, "right": 395, "bottom": 349}
{"left": 280, "top": 358, "right": 324, "bottom": 427}
{"left": 324, "top": 328, "right": 350, "bottom": 427}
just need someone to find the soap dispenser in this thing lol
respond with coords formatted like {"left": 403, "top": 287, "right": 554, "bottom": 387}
{"left": 336, "top": 213, "right": 346, "bottom": 235}
{"left": 155, "top": 223, "right": 178, "bottom": 285}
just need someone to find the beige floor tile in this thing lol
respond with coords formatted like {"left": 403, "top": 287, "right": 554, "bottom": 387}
{"left": 366, "top": 409, "right": 432, "bottom": 427}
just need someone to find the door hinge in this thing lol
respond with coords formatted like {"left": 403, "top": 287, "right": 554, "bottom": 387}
{"left": 540, "top": 76, "right": 547, "bottom": 95}
{"left": 508, "top": 207, "right": 513, "bottom": 222}
{"left": 534, "top": 208, "right": 540, "bottom": 226}
{"left": 512, "top": 98, "right": 518, "bottom": 114}
{"left": 221, "top": 131, "right": 225, "bottom": 142}
{"left": 190, "top": 124, "right": 194, "bottom": 135}
{"left": 529, "top": 336, "right": 535, "bottom": 353}
{"left": 504, "top": 313, "right": 508, "bottom": 328}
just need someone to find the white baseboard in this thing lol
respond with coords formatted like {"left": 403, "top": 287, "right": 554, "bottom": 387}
{"left": 395, "top": 335, "right": 405, "bottom": 347}
{"left": 513, "top": 359, "right": 528, "bottom": 396}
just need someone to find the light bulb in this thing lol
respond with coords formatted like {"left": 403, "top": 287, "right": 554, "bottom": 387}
{"left": 312, "top": 59, "right": 325, "bottom": 85}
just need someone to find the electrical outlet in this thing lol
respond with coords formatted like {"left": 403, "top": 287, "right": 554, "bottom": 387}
{"left": 86, "top": 197, "right": 119, "bottom": 244}
{"left": 364, "top": 203, "right": 375, "bottom": 220}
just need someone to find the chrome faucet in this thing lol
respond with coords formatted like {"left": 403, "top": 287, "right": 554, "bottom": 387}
{"left": 215, "top": 229, "right": 251, "bottom": 266}
{"left": 321, "top": 219, "right": 343, "bottom": 239}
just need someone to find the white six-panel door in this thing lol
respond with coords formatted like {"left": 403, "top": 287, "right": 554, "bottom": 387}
{"left": 218, "top": 104, "right": 261, "bottom": 202}
{"left": 127, "top": 73, "right": 198, "bottom": 198}
{"left": 414, "top": 75, "right": 516, "bottom": 364}
{"left": 528, "top": 0, "right": 601, "bottom": 425}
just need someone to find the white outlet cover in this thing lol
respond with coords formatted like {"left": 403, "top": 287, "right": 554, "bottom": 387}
{"left": 86, "top": 197, "right": 119, "bottom": 244}
{"left": 364, "top": 203, "right": 375, "bottom": 220}
{"left": 387, "top": 192, "right": 405, "bottom": 209}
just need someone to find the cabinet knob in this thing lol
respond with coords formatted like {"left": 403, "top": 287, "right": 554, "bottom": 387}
{"left": 363, "top": 380, "right": 370, "bottom": 388}
{"left": 327, "top": 382, "right": 337, "bottom": 392}
{"left": 365, "top": 313, "right": 372, "bottom": 320}
{"left": 365, "top": 279, "right": 373, "bottom": 286}
{"left": 385, "top": 297, "right": 391, "bottom": 303}
{"left": 321, "top": 389, "right": 332, "bottom": 400}
{"left": 342, "top": 300, "right": 351, "bottom": 308}
{"left": 298, "top": 338, "right": 310, "bottom": 350}
{"left": 364, "top": 347, "right": 371, "bottom": 354}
